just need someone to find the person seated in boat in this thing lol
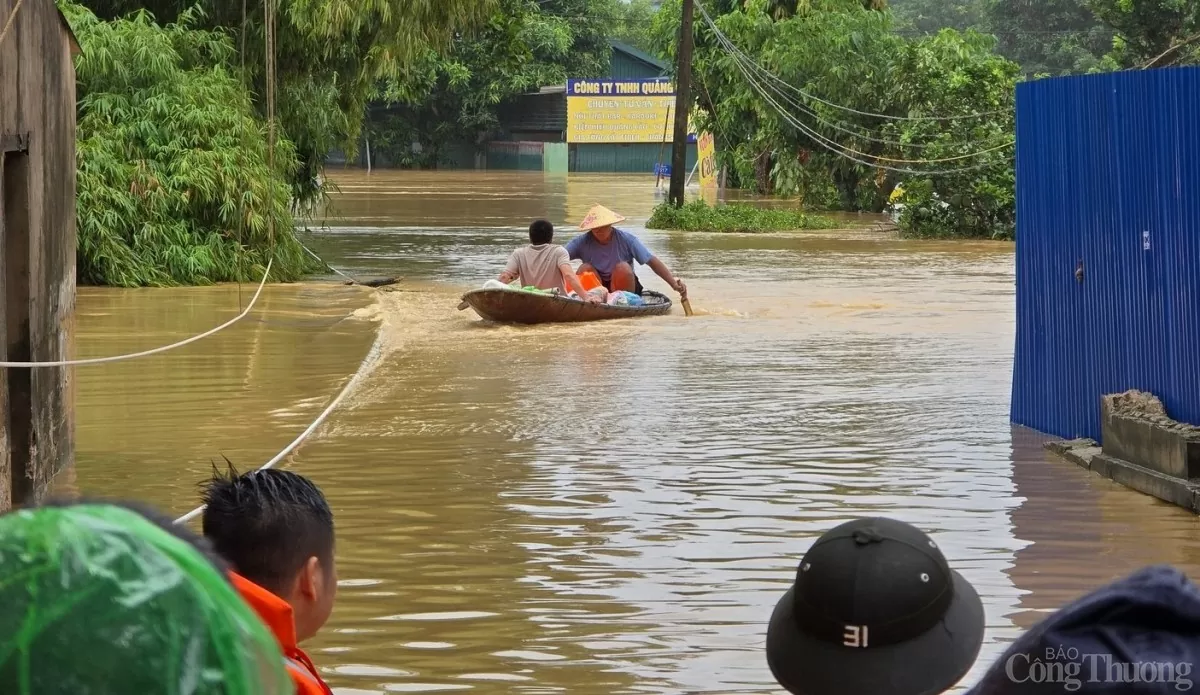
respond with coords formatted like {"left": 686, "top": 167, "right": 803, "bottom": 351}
{"left": 565, "top": 204, "right": 688, "bottom": 299}
{"left": 498, "top": 219, "right": 600, "bottom": 303}
{"left": 202, "top": 467, "right": 338, "bottom": 695}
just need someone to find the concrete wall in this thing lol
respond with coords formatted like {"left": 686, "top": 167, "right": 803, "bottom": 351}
{"left": 1047, "top": 390, "right": 1200, "bottom": 514}
{"left": 0, "top": 0, "right": 78, "bottom": 510}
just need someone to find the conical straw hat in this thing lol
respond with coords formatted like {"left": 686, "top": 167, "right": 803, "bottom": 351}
{"left": 578, "top": 204, "right": 626, "bottom": 231}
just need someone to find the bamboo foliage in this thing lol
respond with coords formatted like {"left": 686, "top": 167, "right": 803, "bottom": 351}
{"left": 80, "top": 0, "right": 496, "bottom": 207}
{"left": 63, "top": 3, "right": 317, "bottom": 286}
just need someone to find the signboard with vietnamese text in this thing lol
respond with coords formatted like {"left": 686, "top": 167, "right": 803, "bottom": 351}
{"left": 566, "top": 78, "right": 696, "bottom": 144}
{"left": 697, "top": 132, "right": 717, "bottom": 189}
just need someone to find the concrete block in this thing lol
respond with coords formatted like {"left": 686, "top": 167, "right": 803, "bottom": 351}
{"left": 1100, "top": 409, "right": 1150, "bottom": 468}
{"left": 1095, "top": 454, "right": 1200, "bottom": 513}
{"left": 1045, "top": 438, "right": 1200, "bottom": 515}
{"left": 1100, "top": 391, "right": 1200, "bottom": 479}
{"left": 1187, "top": 438, "right": 1200, "bottom": 480}
{"left": 1045, "top": 439, "right": 1100, "bottom": 472}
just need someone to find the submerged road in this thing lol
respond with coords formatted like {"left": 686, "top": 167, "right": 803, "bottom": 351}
{"left": 69, "top": 171, "right": 1200, "bottom": 694}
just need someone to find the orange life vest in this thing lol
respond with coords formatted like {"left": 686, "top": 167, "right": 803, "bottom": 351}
{"left": 230, "top": 572, "right": 334, "bottom": 695}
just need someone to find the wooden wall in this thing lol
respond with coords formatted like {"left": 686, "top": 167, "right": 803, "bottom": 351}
{"left": 0, "top": 0, "right": 78, "bottom": 510}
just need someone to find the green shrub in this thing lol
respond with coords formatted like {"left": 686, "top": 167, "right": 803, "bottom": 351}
{"left": 645, "top": 201, "right": 837, "bottom": 233}
{"left": 65, "top": 3, "right": 320, "bottom": 286}
{"left": 895, "top": 175, "right": 1015, "bottom": 241}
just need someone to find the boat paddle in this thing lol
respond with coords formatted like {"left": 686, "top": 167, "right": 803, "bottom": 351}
{"left": 678, "top": 279, "right": 693, "bottom": 316}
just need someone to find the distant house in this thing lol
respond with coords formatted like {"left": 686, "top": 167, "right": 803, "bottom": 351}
{"left": 609, "top": 39, "right": 670, "bottom": 79}
{"left": 492, "top": 40, "right": 698, "bottom": 174}
{"left": 343, "top": 40, "right": 698, "bottom": 174}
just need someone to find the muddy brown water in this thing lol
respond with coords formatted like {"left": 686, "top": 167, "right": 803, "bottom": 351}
{"left": 68, "top": 171, "right": 1200, "bottom": 694}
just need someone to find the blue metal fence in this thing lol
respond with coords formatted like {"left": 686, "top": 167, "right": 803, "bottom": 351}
{"left": 1010, "top": 66, "right": 1200, "bottom": 441}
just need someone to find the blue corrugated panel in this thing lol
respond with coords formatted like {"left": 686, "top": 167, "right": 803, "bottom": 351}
{"left": 1011, "top": 66, "right": 1200, "bottom": 440}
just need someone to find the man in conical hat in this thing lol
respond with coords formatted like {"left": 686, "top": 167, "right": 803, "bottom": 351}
{"left": 565, "top": 204, "right": 688, "bottom": 299}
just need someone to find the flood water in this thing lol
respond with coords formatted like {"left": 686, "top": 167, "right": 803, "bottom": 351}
{"left": 70, "top": 171, "right": 1200, "bottom": 694}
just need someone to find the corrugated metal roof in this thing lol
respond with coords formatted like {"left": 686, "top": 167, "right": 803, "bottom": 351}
{"left": 523, "top": 85, "right": 566, "bottom": 96}
{"left": 608, "top": 39, "right": 669, "bottom": 73}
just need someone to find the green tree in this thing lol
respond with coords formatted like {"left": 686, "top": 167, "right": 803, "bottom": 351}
{"left": 63, "top": 3, "right": 317, "bottom": 286}
{"left": 888, "top": 30, "right": 1017, "bottom": 239}
{"left": 80, "top": 0, "right": 496, "bottom": 207}
{"left": 653, "top": 0, "right": 1018, "bottom": 236}
{"left": 607, "top": 0, "right": 662, "bottom": 55}
{"left": 889, "top": 0, "right": 986, "bottom": 33}
{"left": 1085, "top": 0, "right": 1200, "bottom": 68}
{"left": 368, "top": 0, "right": 574, "bottom": 168}
{"left": 987, "top": 0, "right": 1110, "bottom": 77}
{"left": 538, "top": 0, "right": 615, "bottom": 77}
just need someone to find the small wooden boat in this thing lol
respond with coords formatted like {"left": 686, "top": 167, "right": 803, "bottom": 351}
{"left": 459, "top": 289, "right": 672, "bottom": 325}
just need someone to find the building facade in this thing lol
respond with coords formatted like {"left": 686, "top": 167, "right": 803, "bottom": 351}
{"left": 492, "top": 41, "right": 698, "bottom": 174}
{"left": 343, "top": 40, "right": 698, "bottom": 175}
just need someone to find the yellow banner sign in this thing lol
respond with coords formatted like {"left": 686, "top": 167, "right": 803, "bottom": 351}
{"left": 697, "top": 131, "right": 717, "bottom": 189}
{"left": 566, "top": 95, "right": 676, "bottom": 144}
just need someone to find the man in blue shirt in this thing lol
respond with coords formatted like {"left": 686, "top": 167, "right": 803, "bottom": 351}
{"left": 565, "top": 204, "right": 688, "bottom": 299}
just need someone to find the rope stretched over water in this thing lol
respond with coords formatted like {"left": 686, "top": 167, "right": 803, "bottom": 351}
{"left": 0, "top": 0, "right": 24, "bottom": 48}
{"left": 173, "top": 327, "right": 384, "bottom": 525}
{"left": 301, "top": 242, "right": 357, "bottom": 282}
{"left": 0, "top": 259, "right": 273, "bottom": 368}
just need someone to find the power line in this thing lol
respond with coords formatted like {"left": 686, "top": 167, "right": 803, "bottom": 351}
{"left": 893, "top": 28, "right": 1113, "bottom": 37}
{"left": 746, "top": 61, "right": 1000, "bottom": 174}
{"left": 528, "top": 6, "right": 1113, "bottom": 38}
{"left": 697, "top": 3, "right": 1006, "bottom": 175}
{"left": 701, "top": 22, "right": 1013, "bottom": 152}
{"left": 696, "top": 0, "right": 1010, "bottom": 123}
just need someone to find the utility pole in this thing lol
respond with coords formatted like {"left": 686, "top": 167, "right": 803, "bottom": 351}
{"left": 668, "top": 0, "right": 695, "bottom": 208}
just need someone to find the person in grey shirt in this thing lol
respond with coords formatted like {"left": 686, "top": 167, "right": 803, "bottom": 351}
{"left": 498, "top": 220, "right": 599, "bottom": 302}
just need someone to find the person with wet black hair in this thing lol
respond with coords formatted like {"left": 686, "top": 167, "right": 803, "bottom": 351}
{"left": 497, "top": 219, "right": 600, "bottom": 301}
{"left": 528, "top": 218, "right": 554, "bottom": 245}
{"left": 201, "top": 467, "right": 336, "bottom": 695}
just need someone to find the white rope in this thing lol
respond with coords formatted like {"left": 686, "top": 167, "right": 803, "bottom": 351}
{"left": 301, "top": 242, "right": 356, "bottom": 282}
{"left": 0, "top": 0, "right": 24, "bottom": 48}
{"left": 0, "top": 259, "right": 274, "bottom": 368}
{"left": 173, "top": 327, "right": 384, "bottom": 525}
